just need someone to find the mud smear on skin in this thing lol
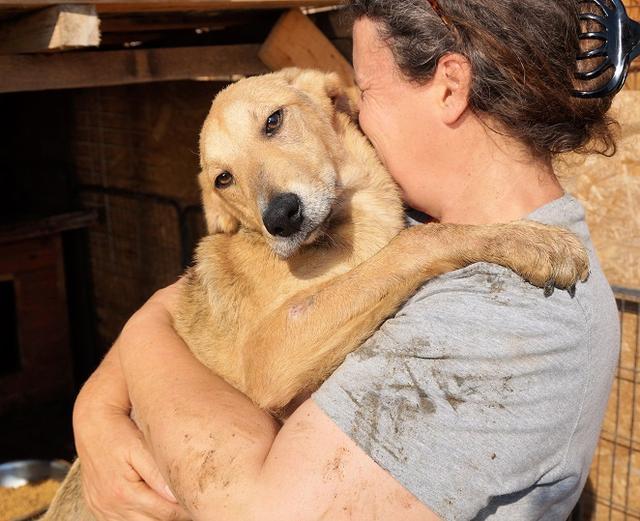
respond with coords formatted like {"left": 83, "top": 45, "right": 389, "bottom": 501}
{"left": 323, "top": 447, "right": 350, "bottom": 482}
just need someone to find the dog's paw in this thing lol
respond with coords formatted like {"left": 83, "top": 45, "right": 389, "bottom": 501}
{"left": 491, "top": 221, "right": 590, "bottom": 296}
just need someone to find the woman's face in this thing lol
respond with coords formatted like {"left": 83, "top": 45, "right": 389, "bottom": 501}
{"left": 352, "top": 17, "right": 443, "bottom": 210}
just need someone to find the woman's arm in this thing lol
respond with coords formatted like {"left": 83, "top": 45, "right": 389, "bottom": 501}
{"left": 115, "top": 284, "right": 279, "bottom": 518}
{"left": 108, "top": 283, "right": 439, "bottom": 521}
{"left": 73, "top": 326, "right": 190, "bottom": 521}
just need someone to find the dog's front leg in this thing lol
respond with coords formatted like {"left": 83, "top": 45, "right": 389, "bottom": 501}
{"left": 239, "top": 220, "right": 589, "bottom": 414}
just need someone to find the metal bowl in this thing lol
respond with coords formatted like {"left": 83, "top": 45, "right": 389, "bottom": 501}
{"left": 0, "top": 460, "right": 70, "bottom": 489}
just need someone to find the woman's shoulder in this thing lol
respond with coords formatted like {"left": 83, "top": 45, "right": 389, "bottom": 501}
{"left": 316, "top": 246, "right": 617, "bottom": 521}
{"left": 397, "top": 260, "right": 591, "bottom": 351}
{"left": 402, "top": 193, "right": 617, "bottom": 337}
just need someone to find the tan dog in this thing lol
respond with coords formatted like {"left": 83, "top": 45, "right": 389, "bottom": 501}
{"left": 43, "top": 68, "right": 588, "bottom": 520}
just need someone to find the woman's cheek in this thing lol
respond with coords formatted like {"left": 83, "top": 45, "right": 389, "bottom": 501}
{"left": 358, "top": 107, "right": 388, "bottom": 163}
{"left": 357, "top": 116, "right": 409, "bottom": 200}
{"left": 357, "top": 104, "right": 371, "bottom": 140}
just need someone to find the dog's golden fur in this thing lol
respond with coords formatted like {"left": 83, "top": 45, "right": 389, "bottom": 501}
{"left": 43, "top": 68, "right": 588, "bottom": 520}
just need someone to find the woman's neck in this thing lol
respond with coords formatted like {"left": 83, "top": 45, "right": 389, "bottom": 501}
{"left": 413, "top": 116, "right": 565, "bottom": 225}
{"left": 437, "top": 154, "right": 564, "bottom": 225}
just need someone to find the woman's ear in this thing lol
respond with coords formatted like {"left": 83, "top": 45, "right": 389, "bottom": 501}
{"left": 199, "top": 174, "right": 239, "bottom": 234}
{"left": 433, "top": 53, "right": 472, "bottom": 125}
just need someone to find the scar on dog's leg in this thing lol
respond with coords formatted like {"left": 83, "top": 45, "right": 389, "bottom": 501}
{"left": 288, "top": 296, "right": 316, "bottom": 319}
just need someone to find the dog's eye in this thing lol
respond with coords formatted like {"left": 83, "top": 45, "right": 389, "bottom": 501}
{"left": 215, "top": 171, "right": 234, "bottom": 189}
{"left": 265, "top": 109, "right": 283, "bottom": 136}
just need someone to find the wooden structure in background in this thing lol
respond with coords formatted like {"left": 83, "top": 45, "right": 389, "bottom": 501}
{"left": 0, "top": 4, "right": 100, "bottom": 54}
{"left": 0, "top": 0, "right": 351, "bottom": 355}
{"left": 0, "top": 0, "right": 351, "bottom": 362}
{"left": 557, "top": 92, "right": 640, "bottom": 291}
{"left": 0, "top": 0, "right": 344, "bottom": 17}
{"left": 0, "top": 0, "right": 348, "bottom": 459}
{"left": 259, "top": 8, "right": 354, "bottom": 85}
{"left": 0, "top": 2, "right": 348, "bottom": 92}
{"left": 0, "top": 44, "right": 267, "bottom": 92}
{"left": 0, "top": 213, "right": 95, "bottom": 414}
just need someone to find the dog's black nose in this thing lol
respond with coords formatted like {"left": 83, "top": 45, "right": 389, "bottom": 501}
{"left": 263, "top": 193, "right": 303, "bottom": 237}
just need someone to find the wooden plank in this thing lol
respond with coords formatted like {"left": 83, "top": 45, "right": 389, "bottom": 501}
{"left": 0, "top": 4, "right": 100, "bottom": 54}
{"left": 97, "top": 0, "right": 344, "bottom": 12}
{"left": 99, "top": 10, "right": 265, "bottom": 32}
{"left": 97, "top": 9, "right": 283, "bottom": 49}
{"left": 0, "top": 43, "right": 268, "bottom": 92}
{"left": 0, "top": 235, "right": 58, "bottom": 275}
{"left": 0, "top": 1, "right": 344, "bottom": 14}
{"left": 0, "top": 211, "right": 98, "bottom": 245}
{"left": 259, "top": 8, "right": 353, "bottom": 85}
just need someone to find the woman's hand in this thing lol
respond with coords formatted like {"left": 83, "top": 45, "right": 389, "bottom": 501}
{"left": 73, "top": 304, "right": 190, "bottom": 521}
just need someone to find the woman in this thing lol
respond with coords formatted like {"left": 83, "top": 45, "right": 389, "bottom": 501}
{"left": 73, "top": 1, "right": 620, "bottom": 519}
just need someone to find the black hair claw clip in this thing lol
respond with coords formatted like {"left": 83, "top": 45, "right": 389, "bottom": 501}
{"left": 573, "top": 0, "right": 640, "bottom": 98}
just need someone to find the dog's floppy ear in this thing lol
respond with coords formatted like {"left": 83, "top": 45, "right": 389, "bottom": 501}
{"left": 324, "top": 71, "right": 360, "bottom": 119}
{"left": 278, "top": 67, "right": 359, "bottom": 120}
{"left": 199, "top": 175, "right": 240, "bottom": 234}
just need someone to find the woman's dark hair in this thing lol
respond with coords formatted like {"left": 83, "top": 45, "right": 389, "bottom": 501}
{"left": 347, "top": 0, "right": 617, "bottom": 157}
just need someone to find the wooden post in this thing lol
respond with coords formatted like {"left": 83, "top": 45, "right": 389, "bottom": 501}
{"left": 259, "top": 8, "right": 354, "bottom": 87}
{"left": 0, "top": 4, "right": 100, "bottom": 54}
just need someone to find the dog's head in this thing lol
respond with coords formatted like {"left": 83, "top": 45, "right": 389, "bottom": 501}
{"left": 198, "top": 68, "right": 357, "bottom": 258}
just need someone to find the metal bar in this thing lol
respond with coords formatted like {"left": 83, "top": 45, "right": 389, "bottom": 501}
{"left": 608, "top": 297, "right": 625, "bottom": 521}
{"left": 613, "top": 285, "right": 640, "bottom": 303}
{"left": 623, "top": 301, "right": 639, "bottom": 519}
{"left": 79, "top": 184, "right": 202, "bottom": 269}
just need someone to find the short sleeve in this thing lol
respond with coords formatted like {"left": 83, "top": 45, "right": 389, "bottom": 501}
{"left": 312, "top": 263, "right": 590, "bottom": 521}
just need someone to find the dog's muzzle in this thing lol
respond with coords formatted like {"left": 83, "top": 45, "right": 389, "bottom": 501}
{"left": 262, "top": 193, "right": 304, "bottom": 238}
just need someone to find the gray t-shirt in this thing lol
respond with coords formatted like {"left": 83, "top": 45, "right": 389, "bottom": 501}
{"left": 313, "top": 194, "right": 620, "bottom": 521}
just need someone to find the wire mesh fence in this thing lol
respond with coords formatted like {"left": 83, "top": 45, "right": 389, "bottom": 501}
{"left": 79, "top": 185, "right": 205, "bottom": 353}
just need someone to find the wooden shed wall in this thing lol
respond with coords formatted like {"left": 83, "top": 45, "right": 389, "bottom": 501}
{"left": 69, "top": 81, "right": 216, "bottom": 351}
{"left": 557, "top": 73, "right": 640, "bottom": 290}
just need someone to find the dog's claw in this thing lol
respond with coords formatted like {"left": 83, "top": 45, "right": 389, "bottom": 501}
{"left": 568, "top": 284, "right": 577, "bottom": 298}
{"left": 544, "top": 281, "right": 556, "bottom": 298}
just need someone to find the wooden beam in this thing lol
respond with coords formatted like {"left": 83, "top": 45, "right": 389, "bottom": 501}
{"left": 259, "top": 8, "right": 353, "bottom": 86}
{"left": 0, "top": 211, "right": 98, "bottom": 245}
{"left": 0, "top": 44, "right": 268, "bottom": 92}
{"left": 0, "top": 1, "right": 344, "bottom": 14}
{"left": 99, "top": 10, "right": 266, "bottom": 33}
{"left": 0, "top": 5, "right": 100, "bottom": 54}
